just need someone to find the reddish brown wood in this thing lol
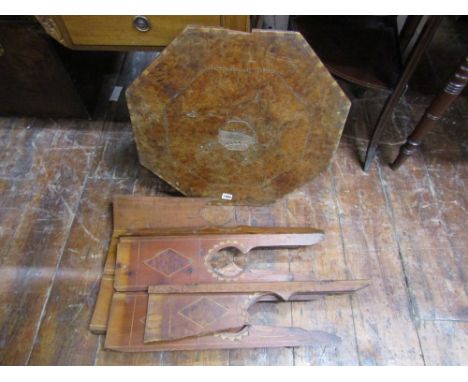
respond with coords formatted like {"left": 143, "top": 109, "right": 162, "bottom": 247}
{"left": 112, "top": 195, "right": 237, "bottom": 236}
{"left": 145, "top": 293, "right": 255, "bottom": 342}
{"left": 0, "top": 118, "right": 101, "bottom": 365}
{"left": 89, "top": 275, "right": 114, "bottom": 334}
{"left": 126, "top": 26, "right": 351, "bottom": 202}
{"left": 90, "top": 195, "right": 242, "bottom": 334}
{"left": 108, "top": 196, "right": 318, "bottom": 275}
{"left": 148, "top": 280, "right": 369, "bottom": 299}
{"left": 5, "top": 40, "right": 466, "bottom": 365}
{"left": 105, "top": 293, "right": 341, "bottom": 352}
{"left": 114, "top": 229, "right": 324, "bottom": 291}
{"left": 103, "top": 236, "right": 119, "bottom": 275}
{"left": 391, "top": 52, "right": 468, "bottom": 169}
{"left": 145, "top": 280, "right": 369, "bottom": 342}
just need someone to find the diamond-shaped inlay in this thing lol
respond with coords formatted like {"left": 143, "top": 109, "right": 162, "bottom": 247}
{"left": 144, "top": 248, "right": 191, "bottom": 277}
{"left": 178, "top": 297, "right": 229, "bottom": 328}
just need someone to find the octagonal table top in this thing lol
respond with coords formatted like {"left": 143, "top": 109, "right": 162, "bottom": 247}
{"left": 126, "top": 26, "right": 351, "bottom": 203}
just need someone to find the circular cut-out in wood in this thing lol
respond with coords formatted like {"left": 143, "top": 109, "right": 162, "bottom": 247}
{"left": 204, "top": 240, "right": 249, "bottom": 281}
{"left": 126, "top": 26, "right": 351, "bottom": 203}
{"left": 206, "top": 246, "right": 248, "bottom": 280}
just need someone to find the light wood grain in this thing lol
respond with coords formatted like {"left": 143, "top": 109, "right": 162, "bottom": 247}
{"left": 62, "top": 16, "right": 222, "bottom": 47}
{"left": 148, "top": 280, "right": 369, "bottom": 297}
{"left": 113, "top": 194, "right": 236, "bottom": 236}
{"left": 227, "top": 204, "right": 294, "bottom": 365}
{"left": 418, "top": 320, "right": 468, "bottom": 365}
{"left": 221, "top": 16, "right": 251, "bottom": 32}
{"left": 28, "top": 178, "right": 135, "bottom": 365}
{"left": 332, "top": 139, "right": 424, "bottom": 365}
{"left": 114, "top": 230, "right": 324, "bottom": 292}
{"left": 285, "top": 173, "right": 360, "bottom": 365}
{"left": 40, "top": 16, "right": 250, "bottom": 50}
{"left": 145, "top": 280, "right": 368, "bottom": 343}
{"left": 1, "top": 39, "right": 466, "bottom": 364}
{"left": 126, "top": 26, "right": 350, "bottom": 202}
{"left": 89, "top": 275, "right": 114, "bottom": 334}
{"left": 0, "top": 119, "right": 97, "bottom": 365}
{"left": 90, "top": 195, "right": 240, "bottom": 334}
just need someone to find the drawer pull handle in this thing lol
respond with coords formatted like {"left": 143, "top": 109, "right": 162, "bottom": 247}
{"left": 133, "top": 16, "right": 151, "bottom": 32}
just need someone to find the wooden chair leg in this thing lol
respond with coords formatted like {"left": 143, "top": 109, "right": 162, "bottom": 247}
{"left": 391, "top": 53, "right": 468, "bottom": 170}
{"left": 362, "top": 16, "right": 442, "bottom": 172}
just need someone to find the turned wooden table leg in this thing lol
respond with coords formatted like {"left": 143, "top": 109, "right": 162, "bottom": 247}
{"left": 391, "top": 53, "right": 468, "bottom": 170}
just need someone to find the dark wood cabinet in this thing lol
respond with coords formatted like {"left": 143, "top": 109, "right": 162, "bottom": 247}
{"left": 0, "top": 17, "right": 118, "bottom": 118}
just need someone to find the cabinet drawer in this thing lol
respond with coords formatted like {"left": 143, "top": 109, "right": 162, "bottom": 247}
{"left": 62, "top": 16, "right": 222, "bottom": 47}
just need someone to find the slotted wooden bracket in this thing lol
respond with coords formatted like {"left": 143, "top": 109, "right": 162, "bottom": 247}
{"left": 105, "top": 293, "right": 342, "bottom": 352}
{"left": 145, "top": 280, "right": 369, "bottom": 342}
{"left": 91, "top": 195, "right": 369, "bottom": 353}
{"left": 114, "top": 227, "right": 324, "bottom": 291}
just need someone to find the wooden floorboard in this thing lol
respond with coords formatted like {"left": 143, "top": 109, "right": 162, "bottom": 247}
{"left": 28, "top": 177, "right": 135, "bottom": 365}
{"left": 332, "top": 139, "right": 424, "bottom": 365}
{"left": 227, "top": 204, "right": 294, "bottom": 366}
{"left": 0, "top": 118, "right": 102, "bottom": 365}
{"left": 285, "top": 172, "right": 359, "bottom": 365}
{"left": 1, "top": 38, "right": 467, "bottom": 364}
{"left": 379, "top": 150, "right": 467, "bottom": 322}
{"left": 1, "top": 105, "right": 466, "bottom": 364}
{"left": 418, "top": 320, "right": 468, "bottom": 365}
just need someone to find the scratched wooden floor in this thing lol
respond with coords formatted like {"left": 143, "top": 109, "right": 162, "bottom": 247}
{"left": 0, "top": 19, "right": 467, "bottom": 365}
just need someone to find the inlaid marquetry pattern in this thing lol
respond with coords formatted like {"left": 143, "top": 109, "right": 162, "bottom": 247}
{"left": 144, "top": 248, "right": 191, "bottom": 277}
{"left": 126, "top": 26, "right": 351, "bottom": 203}
{"left": 178, "top": 297, "right": 229, "bottom": 328}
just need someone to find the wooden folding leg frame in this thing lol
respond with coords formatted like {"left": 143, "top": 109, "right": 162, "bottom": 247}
{"left": 90, "top": 195, "right": 369, "bottom": 352}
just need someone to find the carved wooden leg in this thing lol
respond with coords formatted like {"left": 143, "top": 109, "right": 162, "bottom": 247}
{"left": 391, "top": 53, "right": 468, "bottom": 170}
